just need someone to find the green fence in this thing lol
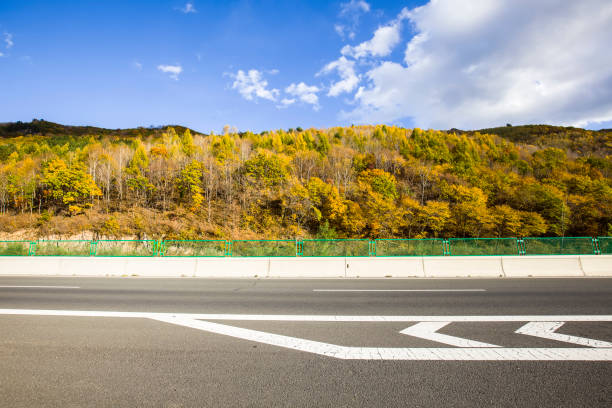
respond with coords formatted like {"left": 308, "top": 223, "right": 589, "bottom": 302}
{"left": 231, "top": 240, "right": 297, "bottom": 257}
{"left": 522, "top": 237, "right": 595, "bottom": 255}
{"left": 0, "top": 241, "right": 32, "bottom": 256}
{"left": 1, "top": 237, "right": 609, "bottom": 257}
{"left": 161, "top": 240, "right": 227, "bottom": 257}
{"left": 375, "top": 239, "right": 444, "bottom": 256}
{"left": 94, "top": 240, "right": 158, "bottom": 257}
{"left": 449, "top": 238, "right": 520, "bottom": 256}
{"left": 598, "top": 237, "right": 612, "bottom": 255}
{"left": 302, "top": 239, "right": 371, "bottom": 257}
{"left": 33, "top": 240, "right": 93, "bottom": 256}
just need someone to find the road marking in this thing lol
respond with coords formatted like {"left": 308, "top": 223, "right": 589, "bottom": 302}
{"left": 1, "top": 309, "right": 612, "bottom": 322}
{"left": 312, "top": 289, "right": 486, "bottom": 292}
{"left": 400, "top": 322, "right": 500, "bottom": 347}
{"left": 1, "top": 309, "right": 610, "bottom": 360}
{"left": 516, "top": 322, "right": 612, "bottom": 348}
{"left": 0, "top": 286, "right": 80, "bottom": 289}
{"left": 152, "top": 316, "right": 612, "bottom": 361}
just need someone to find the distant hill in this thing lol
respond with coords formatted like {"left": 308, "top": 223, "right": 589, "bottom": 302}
{"left": 447, "top": 124, "right": 612, "bottom": 156}
{"left": 0, "top": 119, "right": 201, "bottom": 139}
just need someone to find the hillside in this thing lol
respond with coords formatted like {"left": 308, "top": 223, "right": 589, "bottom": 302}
{"left": 0, "top": 119, "right": 198, "bottom": 139}
{"left": 0, "top": 121, "right": 610, "bottom": 240}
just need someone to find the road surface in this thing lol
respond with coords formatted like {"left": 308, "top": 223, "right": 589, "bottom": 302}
{"left": 1, "top": 277, "right": 611, "bottom": 407}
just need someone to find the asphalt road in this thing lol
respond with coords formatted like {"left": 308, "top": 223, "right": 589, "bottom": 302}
{"left": 0, "top": 277, "right": 611, "bottom": 407}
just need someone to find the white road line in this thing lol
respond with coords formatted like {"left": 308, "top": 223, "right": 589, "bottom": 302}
{"left": 515, "top": 322, "right": 612, "bottom": 348}
{"left": 313, "top": 289, "right": 486, "bottom": 292}
{"left": 1, "top": 309, "right": 612, "bottom": 322}
{"left": 400, "top": 322, "right": 500, "bottom": 348}
{"left": 1, "top": 309, "right": 610, "bottom": 360}
{"left": 153, "top": 317, "right": 612, "bottom": 361}
{"left": 0, "top": 286, "right": 80, "bottom": 289}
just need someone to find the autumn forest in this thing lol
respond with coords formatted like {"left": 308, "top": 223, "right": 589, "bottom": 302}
{"left": 0, "top": 120, "right": 610, "bottom": 241}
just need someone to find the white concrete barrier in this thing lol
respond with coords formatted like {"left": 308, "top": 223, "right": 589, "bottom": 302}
{"left": 195, "top": 257, "right": 269, "bottom": 278}
{"left": 60, "top": 257, "right": 127, "bottom": 276}
{"left": 346, "top": 257, "right": 424, "bottom": 277}
{"left": 423, "top": 256, "right": 504, "bottom": 277}
{"left": 0, "top": 255, "right": 610, "bottom": 278}
{"left": 502, "top": 256, "right": 583, "bottom": 277}
{"left": 269, "top": 257, "right": 345, "bottom": 278}
{"left": 579, "top": 255, "right": 612, "bottom": 276}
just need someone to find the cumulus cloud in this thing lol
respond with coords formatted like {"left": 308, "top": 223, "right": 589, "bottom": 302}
{"left": 4, "top": 32, "right": 13, "bottom": 49}
{"left": 341, "top": 22, "right": 403, "bottom": 59}
{"left": 285, "top": 82, "right": 321, "bottom": 110}
{"left": 157, "top": 64, "right": 183, "bottom": 80}
{"left": 343, "top": 0, "right": 612, "bottom": 129}
{"left": 181, "top": 2, "right": 197, "bottom": 13}
{"left": 231, "top": 69, "right": 279, "bottom": 102}
{"left": 318, "top": 56, "right": 360, "bottom": 97}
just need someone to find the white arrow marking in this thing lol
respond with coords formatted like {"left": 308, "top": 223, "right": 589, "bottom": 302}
{"left": 152, "top": 317, "right": 612, "bottom": 360}
{"left": 1, "top": 309, "right": 611, "bottom": 360}
{"left": 399, "top": 322, "right": 500, "bottom": 348}
{"left": 516, "top": 322, "right": 612, "bottom": 348}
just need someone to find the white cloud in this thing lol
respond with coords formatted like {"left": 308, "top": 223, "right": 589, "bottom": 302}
{"left": 318, "top": 56, "right": 360, "bottom": 97}
{"left": 278, "top": 98, "right": 296, "bottom": 108}
{"left": 181, "top": 2, "right": 197, "bottom": 13}
{"left": 132, "top": 61, "right": 143, "bottom": 71}
{"left": 341, "top": 10, "right": 408, "bottom": 59}
{"left": 336, "top": 0, "right": 370, "bottom": 39}
{"left": 4, "top": 33, "right": 13, "bottom": 49}
{"left": 343, "top": 0, "right": 612, "bottom": 129}
{"left": 0, "top": 52, "right": 4, "bottom": 57}
{"left": 157, "top": 64, "right": 183, "bottom": 80}
{"left": 230, "top": 69, "right": 279, "bottom": 102}
{"left": 285, "top": 82, "right": 321, "bottom": 110}
{"left": 340, "top": 0, "right": 370, "bottom": 16}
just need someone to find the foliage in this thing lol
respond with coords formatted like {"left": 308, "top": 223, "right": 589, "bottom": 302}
{"left": 0, "top": 122, "right": 611, "bottom": 239}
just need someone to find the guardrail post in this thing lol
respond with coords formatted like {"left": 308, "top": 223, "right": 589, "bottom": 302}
{"left": 89, "top": 241, "right": 97, "bottom": 257}
{"left": 296, "top": 240, "right": 303, "bottom": 257}
{"left": 368, "top": 240, "right": 376, "bottom": 257}
{"left": 592, "top": 237, "right": 600, "bottom": 255}
{"left": 28, "top": 241, "right": 36, "bottom": 256}
{"left": 225, "top": 240, "right": 232, "bottom": 257}
{"left": 442, "top": 239, "right": 451, "bottom": 256}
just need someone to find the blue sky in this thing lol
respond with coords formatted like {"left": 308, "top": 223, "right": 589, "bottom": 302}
{"left": 1, "top": 0, "right": 611, "bottom": 132}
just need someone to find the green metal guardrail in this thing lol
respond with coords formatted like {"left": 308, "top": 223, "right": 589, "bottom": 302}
{"left": 231, "top": 240, "right": 298, "bottom": 257}
{"left": 0, "top": 237, "right": 609, "bottom": 257}
{"left": 375, "top": 239, "right": 444, "bottom": 256}
{"left": 597, "top": 237, "right": 611, "bottom": 255}
{"left": 94, "top": 240, "right": 158, "bottom": 257}
{"left": 448, "top": 238, "right": 521, "bottom": 256}
{"left": 301, "top": 239, "right": 371, "bottom": 257}
{"left": 160, "top": 240, "right": 227, "bottom": 257}
{"left": 522, "top": 237, "right": 596, "bottom": 255}
{"left": 0, "top": 240, "right": 32, "bottom": 256}
{"left": 32, "top": 240, "right": 93, "bottom": 256}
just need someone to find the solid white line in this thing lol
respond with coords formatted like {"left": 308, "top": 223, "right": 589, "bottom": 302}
{"left": 400, "top": 322, "right": 500, "bottom": 348}
{"left": 153, "top": 317, "right": 612, "bottom": 361}
{"left": 0, "top": 286, "right": 80, "bottom": 289}
{"left": 1, "top": 309, "right": 612, "bottom": 322}
{"left": 515, "top": 321, "right": 612, "bottom": 348}
{"left": 312, "top": 289, "right": 486, "bottom": 292}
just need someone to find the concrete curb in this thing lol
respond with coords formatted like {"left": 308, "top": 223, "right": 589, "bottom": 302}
{"left": 0, "top": 255, "right": 610, "bottom": 278}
